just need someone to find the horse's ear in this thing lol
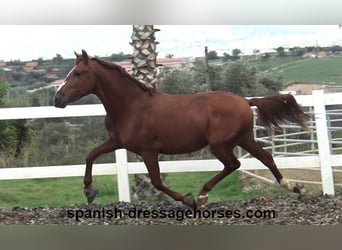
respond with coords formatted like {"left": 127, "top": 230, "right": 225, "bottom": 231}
{"left": 75, "top": 51, "right": 82, "bottom": 64}
{"left": 82, "top": 49, "right": 89, "bottom": 64}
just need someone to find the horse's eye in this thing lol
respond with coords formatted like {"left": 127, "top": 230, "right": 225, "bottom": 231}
{"left": 74, "top": 71, "right": 81, "bottom": 77}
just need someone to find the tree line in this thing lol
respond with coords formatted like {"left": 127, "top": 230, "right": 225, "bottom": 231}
{"left": 158, "top": 58, "right": 282, "bottom": 97}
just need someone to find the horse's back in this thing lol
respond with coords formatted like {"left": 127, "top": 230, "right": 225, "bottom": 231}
{"left": 151, "top": 91, "right": 253, "bottom": 148}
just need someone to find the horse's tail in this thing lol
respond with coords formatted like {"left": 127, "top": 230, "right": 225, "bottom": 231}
{"left": 248, "top": 94, "right": 309, "bottom": 131}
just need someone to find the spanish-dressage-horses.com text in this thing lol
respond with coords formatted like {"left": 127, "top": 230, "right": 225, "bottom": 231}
{"left": 66, "top": 206, "right": 277, "bottom": 222}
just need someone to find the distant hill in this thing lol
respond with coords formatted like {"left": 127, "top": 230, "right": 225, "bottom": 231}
{"left": 249, "top": 56, "right": 342, "bottom": 85}
{"left": 280, "top": 57, "right": 342, "bottom": 85}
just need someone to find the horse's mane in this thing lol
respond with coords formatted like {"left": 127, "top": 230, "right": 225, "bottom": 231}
{"left": 91, "top": 58, "right": 155, "bottom": 95}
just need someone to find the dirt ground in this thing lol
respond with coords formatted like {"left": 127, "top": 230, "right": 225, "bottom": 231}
{"left": 0, "top": 194, "right": 341, "bottom": 225}
{"left": 241, "top": 168, "right": 342, "bottom": 195}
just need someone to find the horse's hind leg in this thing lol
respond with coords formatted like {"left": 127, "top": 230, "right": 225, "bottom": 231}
{"left": 141, "top": 152, "right": 197, "bottom": 207}
{"left": 197, "top": 145, "right": 241, "bottom": 207}
{"left": 239, "top": 133, "right": 305, "bottom": 194}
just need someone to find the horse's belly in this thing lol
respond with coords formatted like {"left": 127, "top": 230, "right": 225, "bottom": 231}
{"left": 159, "top": 142, "right": 207, "bottom": 155}
{"left": 156, "top": 129, "right": 208, "bottom": 154}
{"left": 119, "top": 124, "right": 207, "bottom": 155}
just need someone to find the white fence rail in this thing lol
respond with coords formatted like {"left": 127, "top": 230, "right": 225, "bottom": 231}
{"left": 0, "top": 90, "right": 341, "bottom": 201}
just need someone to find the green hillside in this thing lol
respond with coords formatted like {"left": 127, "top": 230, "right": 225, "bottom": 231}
{"left": 249, "top": 57, "right": 306, "bottom": 72}
{"left": 281, "top": 57, "right": 342, "bottom": 84}
{"left": 250, "top": 56, "right": 342, "bottom": 85}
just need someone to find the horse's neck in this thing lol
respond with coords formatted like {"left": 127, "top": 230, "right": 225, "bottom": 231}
{"left": 95, "top": 72, "right": 147, "bottom": 117}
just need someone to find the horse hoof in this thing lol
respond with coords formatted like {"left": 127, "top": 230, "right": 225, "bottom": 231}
{"left": 84, "top": 186, "right": 98, "bottom": 204}
{"left": 182, "top": 193, "right": 197, "bottom": 208}
{"left": 293, "top": 183, "right": 305, "bottom": 194}
{"left": 197, "top": 194, "right": 208, "bottom": 207}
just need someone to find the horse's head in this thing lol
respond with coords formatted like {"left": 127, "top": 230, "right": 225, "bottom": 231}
{"left": 54, "top": 50, "right": 96, "bottom": 108}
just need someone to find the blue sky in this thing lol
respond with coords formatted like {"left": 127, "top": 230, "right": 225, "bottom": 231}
{"left": 0, "top": 25, "right": 341, "bottom": 61}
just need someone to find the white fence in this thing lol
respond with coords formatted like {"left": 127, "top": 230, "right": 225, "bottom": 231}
{"left": 0, "top": 90, "right": 340, "bottom": 202}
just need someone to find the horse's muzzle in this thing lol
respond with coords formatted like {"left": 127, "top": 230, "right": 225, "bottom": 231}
{"left": 54, "top": 93, "right": 67, "bottom": 108}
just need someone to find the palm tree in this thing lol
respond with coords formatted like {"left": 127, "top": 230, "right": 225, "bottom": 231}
{"left": 130, "top": 25, "right": 160, "bottom": 88}
{"left": 130, "top": 25, "right": 166, "bottom": 201}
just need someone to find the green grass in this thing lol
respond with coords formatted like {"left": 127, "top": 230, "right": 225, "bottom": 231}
{"left": 249, "top": 56, "right": 342, "bottom": 85}
{"left": 174, "top": 171, "right": 291, "bottom": 202}
{"left": 248, "top": 57, "right": 305, "bottom": 72}
{"left": 0, "top": 176, "right": 119, "bottom": 208}
{"left": 0, "top": 172, "right": 291, "bottom": 209}
{"left": 281, "top": 57, "right": 342, "bottom": 84}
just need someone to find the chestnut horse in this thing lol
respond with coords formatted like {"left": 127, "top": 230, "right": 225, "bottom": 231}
{"left": 54, "top": 50, "right": 308, "bottom": 208}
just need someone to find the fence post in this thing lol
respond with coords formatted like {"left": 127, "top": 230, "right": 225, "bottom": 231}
{"left": 312, "top": 90, "right": 335, "bottom": 195}
{"left": 115, "top": 149, "right": 131, "bottom": 202}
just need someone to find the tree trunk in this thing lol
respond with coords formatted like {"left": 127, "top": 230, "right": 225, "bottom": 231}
{"left": 130, "top": 25, "right": 160, "bottom": 88}
{"left": 130, "top": 25, "right": 167, "bottom": 201}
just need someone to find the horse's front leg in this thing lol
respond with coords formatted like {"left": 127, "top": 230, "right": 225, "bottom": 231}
{"left": 84, "top": 138, "right": 118, "bottom": 204}
{"left": 141, "top": 152, "right": 197, "bottom": 208}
